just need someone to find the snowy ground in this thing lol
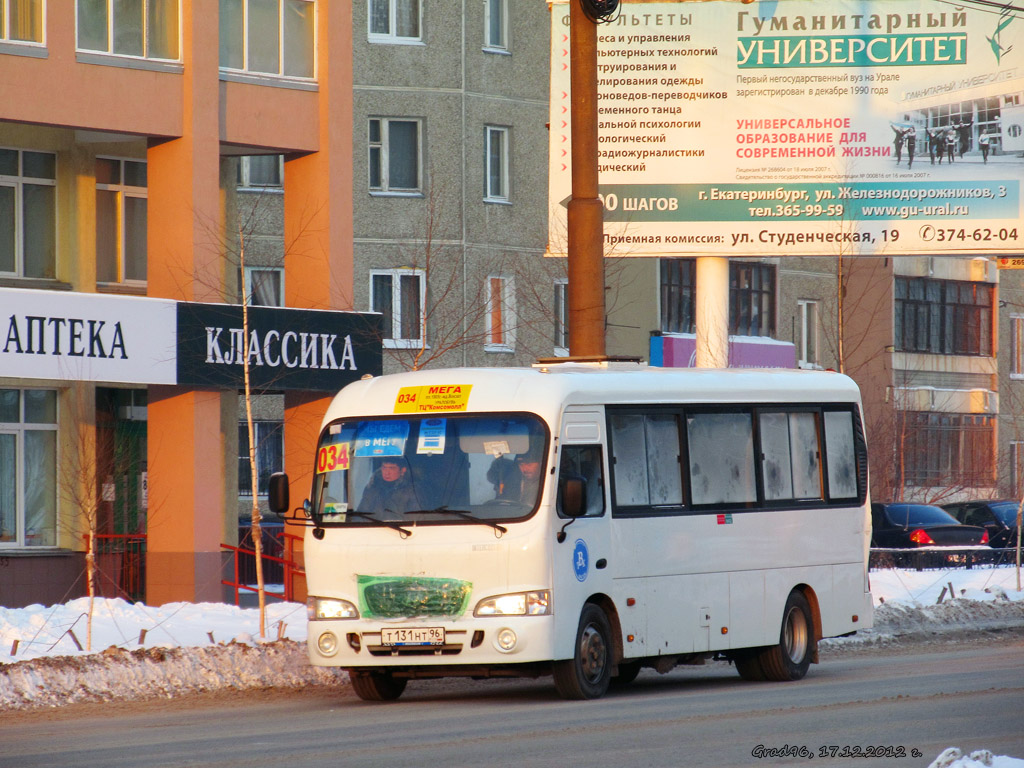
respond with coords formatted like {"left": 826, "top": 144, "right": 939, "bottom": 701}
{"left": 2, "top": 566, "right": 1024, "bottom": 768}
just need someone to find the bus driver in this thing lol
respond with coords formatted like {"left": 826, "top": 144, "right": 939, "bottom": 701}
{"left": 357, "top": 459, "right": 418, "bottom": 518}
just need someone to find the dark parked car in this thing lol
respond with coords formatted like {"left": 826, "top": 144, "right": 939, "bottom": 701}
{"left": 871, "top": 503, "right": 989, "bottom": 548}
{"left": 941, "top": 500, "right": 1021, "bottom": 548}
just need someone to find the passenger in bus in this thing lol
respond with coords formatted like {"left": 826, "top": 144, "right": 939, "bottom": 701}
{"left": 357, "top": 459, "right": 419, "bottom": 518}
{"left": 487, "top": 447, "right": 543, "bottom": 503}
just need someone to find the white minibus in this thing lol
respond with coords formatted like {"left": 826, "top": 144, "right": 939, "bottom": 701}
{"left": 268, "top": 362, "right": 873, "bottom": 700}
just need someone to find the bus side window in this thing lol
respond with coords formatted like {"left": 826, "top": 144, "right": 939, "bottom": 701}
{"left": 686, "top": 411, "right": 756, "bottom": 506}
{"left": 823, "top": 410, "right": 858, "bottom": 500}
{"left": 759, "top": 410, "right": 823, "bottom": 503}
{"left": 557, "top": 445, "right": 605, "bottom": 517}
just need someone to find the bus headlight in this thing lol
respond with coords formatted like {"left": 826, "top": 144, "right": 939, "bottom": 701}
{"left": 307, "top": 596, "right": 359, "bottom": 620}
{"left": 474, "top": 590, "right": 551, "bottom": 617}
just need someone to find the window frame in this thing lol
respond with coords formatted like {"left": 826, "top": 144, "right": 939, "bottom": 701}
{"left": 0, "top": 388, "right": 58, "bottom": 549}
{"left": 895, "top": 276, "right": 994, "bottom": 357}
{"left": 237, "top": 155, "right": 284, "bottom": 190}
{"left": 240, "top": 266, "right": 284, "bottom": 307}
{"left": 901, "top": 410, "right": 996, "bottom": 487}
{"left": 483, "top": 0, "right": 508, "bottom": 53}
{"left": 368, "top": 117, "right": 423, "bottom": 195}
{"left": 484, "top": 125, "right": 510, "bottom": 203}
{"left": 0, "top": 147, "right": 57, "bottom": 280}
{"left": 370, "top": 267, "right": 427, "bottom": 349}
{"left": 76, "top": 0, "right": 182, "bottom": 62}
{"left": 238, "top": 420, "right": 284, "bottom": 498}
{"left": 797, "top": 299, "right": 820, "bottom": 369}
{"left": 367, "top": 0, "right": 421, "bottom": 44}
{"left": 730, "top": 261, "right": 776, "bottom": 337}
{"left": 218, "top": 0, "right": 316, "bottom": 81}
{"left": 485, "top": 274, "right": 515, "bottom": 353}
{"left": 659, "top": 259, "right": 777, "bottom": 337}
{"left": 95, "top": 156, "right": 148, "bottom": 286}
{"left": 1011, "top": 314, "right": 1024, "bottom": 378}
{"left": 1, "top": 0, "right": 45, "bottom": 47}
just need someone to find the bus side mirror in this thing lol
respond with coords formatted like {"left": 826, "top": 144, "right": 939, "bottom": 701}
{"left": 268, "top": 472, "right": 290, "bottom": 515}
{"left": 559, "top": 476, "right": 587, "bottom": 518}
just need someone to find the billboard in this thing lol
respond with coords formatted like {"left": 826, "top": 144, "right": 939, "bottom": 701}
{"left": 548, "top": 0, "right": 1024, "bottom": 257}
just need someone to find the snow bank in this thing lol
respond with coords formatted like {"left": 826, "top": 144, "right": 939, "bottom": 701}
{"left": 2, "top": 566, "right": 1023, "bottom": 714}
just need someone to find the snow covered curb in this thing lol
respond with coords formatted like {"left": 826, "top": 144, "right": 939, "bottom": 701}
{"left": 0, "top": 640, "right": 346, "bottom": 711}
{"left": 821, "top": 593, "right": 1024, "bottom": 650}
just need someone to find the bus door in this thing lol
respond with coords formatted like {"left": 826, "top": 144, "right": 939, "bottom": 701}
{"left": 551, "top": 409, "right": 612, "bottom": 635}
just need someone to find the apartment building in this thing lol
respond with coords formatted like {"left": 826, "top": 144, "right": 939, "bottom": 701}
{"left": 0, "top": 3, "right": 373, "bottom": 608}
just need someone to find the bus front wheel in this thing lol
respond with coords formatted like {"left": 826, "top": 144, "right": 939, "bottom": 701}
{"left": 553, "top": 604, "right": 613, "bottom": 700}
{"left": 349, "top": 670, "right": 408, "bottom": 702}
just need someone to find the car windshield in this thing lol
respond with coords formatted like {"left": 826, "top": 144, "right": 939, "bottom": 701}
{"left": 883, "top": 504, "right": 958, "bottom": 527}
{"left": 311, "top": 413, "right": 548, "bottom": 526}
{"left": 988, "top": 502, "right": 1022, "bottom": 526}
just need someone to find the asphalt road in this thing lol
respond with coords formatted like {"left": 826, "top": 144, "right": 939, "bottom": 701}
{"left": 2, "top": 635, "right": 1022, "bottom": 768}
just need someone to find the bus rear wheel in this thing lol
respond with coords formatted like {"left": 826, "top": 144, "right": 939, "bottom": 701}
{"left": 759, "top": 591, "right": 814, "bottom": 682}
{"left": 553, "top": 604, "right": 613, "bottom": 700}
{"left": 349, "top": 670, "right": 408, "bottom": 701}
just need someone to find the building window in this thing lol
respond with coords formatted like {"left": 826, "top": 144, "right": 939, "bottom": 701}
{"left": 484, "top": 0, "right": 507, "bottom": 51}
{"left": 554, "top": 278, "right": 569, "bottom": 355}
{"left": 368, "top": 118, "right": 421, "bottom": 194}
{"left": 895, "top": 277, "right": 993, "bottom": 356}
{"left": 371, "top": 268, "right": 425, "bottom": 348}
{"left": 219, "top": 0, "right": 314, "bottom": 79}
{"left": 239, "top": 421, "right": 283, "bottom": 497}
{"left": 660, "top": 259, "right": 776, "bottom": 337}
{"left": 902, "top": 411, "right": 995, "bottom": 487}
{"left": 240, "top": 266, "right": 283, "bottom": 306}
{"left": 237, "top": 155, "right": 283, "bottom": 189}
{"left": 1011, "top": 315, "right": 1024, "bottom": 377}
{"left": 797, "top": 299, "right": 819, "bottom": 369}
{"left": 485, "top": 275, "right": 515, "bottom": 352}
{"left": 484, "top": 126, "right": 510, "bottom": 203}
{"left": 0, "top": 148, "right": 56, "bottom": 280}
{"left": 2, "top": 0, "right": 44, "bottom": 44}
{"left": 96, "top": 157, "right": 147, "bottom": 284}
{"left": 660, "top": 258, "right": 696, "bottom": 334}
{"left": 0, "top": 389, "right": 57, "bottom": 548}
{"left": 1012, "top": 442, "right": 1024, "bottom": 497}
{"left": 77, "top": 0, "right": 180, "bottom": 60}
{"left": 368, "top": 0, "right": 420, "bottom": 43}
{"left": 731, "top": 262, "right": 775, "bottom": 337}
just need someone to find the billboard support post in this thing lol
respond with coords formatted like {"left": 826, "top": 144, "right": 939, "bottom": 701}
{"left": 695, "top": 256, "right": 730, "bottom": 368}
{"left": 567, "top": 0, "right": 607, "bottom": 359}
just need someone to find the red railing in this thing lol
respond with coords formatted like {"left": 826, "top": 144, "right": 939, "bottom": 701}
{"left": 221, "top": 527, "right": 305, "bottom": 605}
{"left": 83, "top": 533, "right": 147, "bottom": 602}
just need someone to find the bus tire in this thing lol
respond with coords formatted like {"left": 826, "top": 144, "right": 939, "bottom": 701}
{"left": 758, "top": 591, "right": 814, "bottom": 682}
{"left": 610, "top": 660, "right": 642, "bottom": 688}
{"left": 349, "top": 670, "right": 408, "bottom": 701}
{"left": 553, "top": 604, "right": 613, "bottom": 700}
{"left": 733, "top": 651, "right": 766, "bottom": 682}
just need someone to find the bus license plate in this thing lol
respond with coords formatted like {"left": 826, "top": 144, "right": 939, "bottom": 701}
{"left": 381, "top": 627, "right": 445, "bottom": 646}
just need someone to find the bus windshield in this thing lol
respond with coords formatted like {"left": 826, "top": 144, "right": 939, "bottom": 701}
{"left": 311, "top": 413, "right": 548, "bottom": 527}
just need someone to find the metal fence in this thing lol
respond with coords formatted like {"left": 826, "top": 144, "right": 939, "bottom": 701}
{"left": 222, "top": 525, "right": 305, "bottom": 605}
{"left": 869, "top": 547, "right": 1021, "bottom": 570}
{"left": 90, "top": 533, "right": 147, "bottom": 602}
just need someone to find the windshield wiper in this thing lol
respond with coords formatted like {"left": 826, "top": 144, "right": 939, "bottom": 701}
{"left": 338, "top": 510, "right": 412, "bottom": 538}
{"left": 407, "top": 506, "right": 507, "bottom": 535}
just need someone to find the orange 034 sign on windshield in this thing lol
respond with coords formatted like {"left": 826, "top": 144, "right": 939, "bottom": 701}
{"left": 316, "top": 442, "right": 350, "bottom": 474}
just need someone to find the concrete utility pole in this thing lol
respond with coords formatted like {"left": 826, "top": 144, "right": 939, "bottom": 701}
{"left": 566, "top": 0, "right": 607, "bottom": 359}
